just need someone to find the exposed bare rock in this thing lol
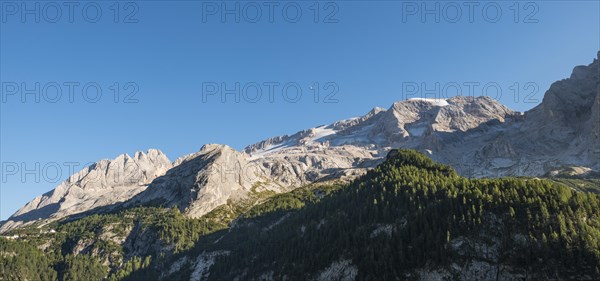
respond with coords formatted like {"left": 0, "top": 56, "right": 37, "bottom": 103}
{"left": 315, "top": 259, "right": 358, "bottom": 281}
{"left": 129, "top": 144, "right": 257, "bottom": 218}
{"left": 0, "top": 149, "right": 172, "bottom": 233}
{"left": 131, "top": 144, "right": 375, "bottom": 218}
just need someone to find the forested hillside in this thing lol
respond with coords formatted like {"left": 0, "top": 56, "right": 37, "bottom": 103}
{"left": 2, "top": 150, "right": 600, "bottom": 280}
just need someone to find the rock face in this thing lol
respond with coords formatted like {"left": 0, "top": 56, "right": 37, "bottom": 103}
{"left": 2, "top": 53, "right": 598, "bottom": 232}
{"left": 130, "top": 143, "right": 374, "bottom": 218}
{"left": 437, "top": 52, "right": 600, "bottom": 177}
{"left": 242, "top": 95, "right": 520, "bottom": 178}
{"left": 244, "top": 96, "right": 513, "bottom": 152}
{"left": 0, "top": 149, "right": 172, "bottom": 232}
{"left": 129, "top": 144, "right": 256, "bottom": 218}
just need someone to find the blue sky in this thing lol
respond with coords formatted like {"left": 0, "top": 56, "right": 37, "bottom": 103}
{"left": 1, "top": 1, "right": 599, "bottom": 219}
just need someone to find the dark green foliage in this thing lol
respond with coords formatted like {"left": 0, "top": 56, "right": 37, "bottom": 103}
{"left": 58, "top": 255, "right": 108, "bottom": 281}
{"left": 201, "top": 149, "right": 600, "bottom": 280}
{"left": 1, "top": 207, "right": 226, "bottom": 281}
{"left": 0, "top": 239, "right": 57, "bottom": 281}
{"left": 108, "top": 256, "right": 151, "bottom": 281}
{"left": 3, "top": 149, "right": 600, "bottom": 280}
{"left": 243, "top": 184, "right": 342, "bottom": 219}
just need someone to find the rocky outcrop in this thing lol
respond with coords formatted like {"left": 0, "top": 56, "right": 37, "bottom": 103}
{"left": 452, "top": 52, "right": 600, "bottom": 177}
{"left": 131, "top": 144, "right": 374, "bottom": 218}
{"left": 0, "top": 149, "right": 172, "bottom": 232}
{"left": 129, "top": 144, "right": 256, "bottom": 218}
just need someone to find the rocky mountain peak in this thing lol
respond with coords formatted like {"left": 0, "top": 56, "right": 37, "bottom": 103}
{"left": 129, "top": 143, "right": 254, "bottom": 218}
{"left": 368, "top": 106, "right": 387, "bottom": 116}
{"left": 533, "top": 55, "right": 599, "bottom": 126}
{"left": 0, "top": 149, "right": 172, "bottom": 233}
{"left": 368, "top": 95, "right": 513, "bottom": 142}
{"left": 200, "top": 143, "right": 229, "bottom": 152}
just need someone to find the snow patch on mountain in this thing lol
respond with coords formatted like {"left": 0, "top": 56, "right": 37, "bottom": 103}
{"left": 408, "top": 97, "right": 450, "bottom": 107}
{"left": 310, "top": 125, "right": 337, "bottom": 142}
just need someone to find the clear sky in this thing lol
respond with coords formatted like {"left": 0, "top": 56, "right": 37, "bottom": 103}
{"left": 1, "top": 1, "right": 599, "bottom": 220}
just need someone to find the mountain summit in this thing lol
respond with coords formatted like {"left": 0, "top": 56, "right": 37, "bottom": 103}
{"left": 0, "top": 149, "right": 172, "bottom": 232}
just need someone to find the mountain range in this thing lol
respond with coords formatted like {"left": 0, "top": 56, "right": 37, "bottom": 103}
{"left": 1, "top": 54, "right": 599, "bottom": 281}
{"left": 1, "top": 52, "right": 598, "bottom": 234}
